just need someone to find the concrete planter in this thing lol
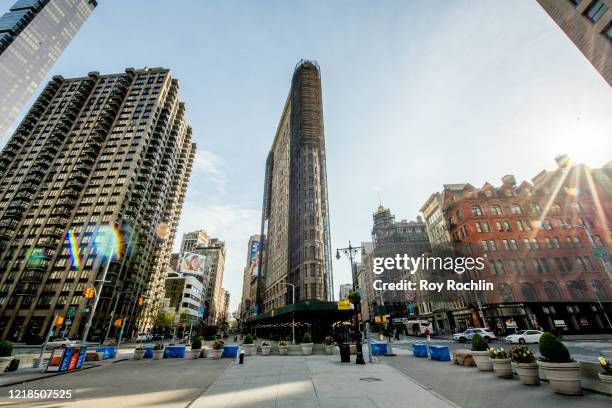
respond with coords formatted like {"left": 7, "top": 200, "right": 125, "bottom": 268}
{"left": 301, "top": 343, "right": 313, "bottom": 356}
{"left": 278, "top": 346, "right": 288, "bottom": 355}
{"left": 324, "top": 345, "right": 334, "bottom": 355}
{"left": 242, "top": 344, "right": 256, "bottom": 356}
{"left": 209, "top": 348, "right": 222, "bottom": 359}
{"left": 0, "top": 357, "right": 13, "bottom": 375}
{"left": 471, "top": 350, "right": 493, "bottom": 371}
{"left": 190, "top": 349, "right": 201, "bottom": 359}
{"left": 538, "top": 361, "right": 582, "bottom": 395}
{"left": 516, "top": 362, "right": 540, "bottom": 385}
{"left": 153, "top": 349, "right": 164, "bottom": 360}
{"left": 511, "top": 361, "right": 517, "bottom": 374}
{"left": 200, "top": 347, "right": 208, "bottom": 358}
{"left": 492, "top": 358, "right": 513, "bottom": 378}
{"left": 261, "top": 346, "right": 271, "bottom": 356}
{"left": 597, "top": 373, "right": 612, "bottom": 395}
{"left": 133, "top": 349, "right": 145, "bottom": 360}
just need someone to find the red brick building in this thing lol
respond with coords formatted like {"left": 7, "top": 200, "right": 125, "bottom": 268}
{"left": 440, "top": 157, "right": 611, "bottom": 334}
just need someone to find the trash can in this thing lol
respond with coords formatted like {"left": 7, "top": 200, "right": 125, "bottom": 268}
{"left": 340, "top": 343, "right": 351, "bottom": 363}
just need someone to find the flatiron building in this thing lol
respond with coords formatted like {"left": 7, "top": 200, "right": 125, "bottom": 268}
{"left": 259, "top": 60, "right": 333, "bottom": 312}
{"left": 0, "top": 67, "right": 195, "bottom": 341}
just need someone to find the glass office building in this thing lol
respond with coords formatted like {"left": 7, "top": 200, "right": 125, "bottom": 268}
{"left": 0, "top": 0, "right": 97, "bottom": 139}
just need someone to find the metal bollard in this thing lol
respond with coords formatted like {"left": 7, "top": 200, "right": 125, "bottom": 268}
{"left": 239, "top": 350, "right": 244, "bottom": 364}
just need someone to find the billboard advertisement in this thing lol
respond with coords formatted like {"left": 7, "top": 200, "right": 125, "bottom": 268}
{"left": 179, "top": 252, "right": 207, "bottom": 276}
{"left": 248, "top": 240, "right": 261, "bottom": 276}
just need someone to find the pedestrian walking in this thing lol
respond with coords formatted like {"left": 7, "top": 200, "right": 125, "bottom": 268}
{"left": 424, "top": 327, "right": 431, "bottom": 344}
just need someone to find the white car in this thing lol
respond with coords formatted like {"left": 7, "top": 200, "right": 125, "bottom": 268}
{"left": 46, "top": 337, "right": 80, "bottom": 348}
{"left": 453, "top": 328, "right": 496, "bottom": 342}
{"left": 505, "top": 330, "right": 543, "bottom": 344}
{"left": 136, "top": 332, "right": 152, "bottom": 342}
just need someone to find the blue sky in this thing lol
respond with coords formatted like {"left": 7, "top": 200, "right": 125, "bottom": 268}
{"left": 4, "top": 0, "right": 612, "bottom": 312}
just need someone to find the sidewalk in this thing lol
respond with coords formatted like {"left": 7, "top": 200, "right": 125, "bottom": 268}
{"left": 190, "top": 354, "right": 457, "bottom": 408}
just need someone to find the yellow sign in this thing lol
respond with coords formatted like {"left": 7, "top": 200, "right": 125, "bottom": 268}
{"left": 114, "top": 319, "right": 123, "bottom": 327}
{"left": 338, "top": 299, "right": 351, "bottom": 310}
{"left": 54, "top": 316, "right": 64, "bottom": 326}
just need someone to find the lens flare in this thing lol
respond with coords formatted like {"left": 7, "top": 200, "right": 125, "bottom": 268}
{"left": 67, "top": 230, "right": 81, "bottom": 269}
{"left": 112, "top": 224, "right": 122, "bottom": 258}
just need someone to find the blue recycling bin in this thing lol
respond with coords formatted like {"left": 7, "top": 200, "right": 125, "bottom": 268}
{"left": 96, "top": 347, "right": 117, "bottom": 360}
{"left": 412, "top": 343, "right": 428, "bottom": 358}
{"left": 429, "top": 345, "right": 450, "bottom": 361}
{"left": 222, "top": 344, "right": 239, "bottom": 358}
{"left": 370, "top": 342, "right": 388, "bottom": 356}
{"left": 143, "top": 347, "right": 153, "bottom": 359}
{"left": 164, "top": 345, "right": 186, "bottom": 358}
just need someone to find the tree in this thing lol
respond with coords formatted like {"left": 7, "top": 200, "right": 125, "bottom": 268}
{"left": 155, "top": 309, "right": 175, "bottom": 328}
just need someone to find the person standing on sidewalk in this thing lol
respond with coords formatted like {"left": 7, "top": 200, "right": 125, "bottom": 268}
{"left": 424, "top": 327, "right": 431, "bottom": 344}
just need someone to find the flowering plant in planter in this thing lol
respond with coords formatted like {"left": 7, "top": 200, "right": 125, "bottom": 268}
{"left": 278, "top": 340, "right": 287, "bottom": 347}
{"left": 324, "top": 336, "right": 336, "bottom": 355}
{"left": 489, "top": 348, "right": 508, "bottom": 359}
{"left": 278, "top": 339, "right": 288, "bottom": 355}
{"left": 599, "top": 355, "right": 612, "bottom": 375}
{"left": 133, "top": 345, "right": 146, "bottom": 360}
{"left": 509, "top": 345, "right": 535, "bottom": 364}
{"left": 212, "top": 339, "right": 224, "bottom": 350}
{"left": 489, "top": 347, "right": 512, "bottom": 378}
{"left": 153, "top": 342, "right": 164, "bottom": 351}
{"left": 261, "top": 340, "right": 271, "bottom": 355}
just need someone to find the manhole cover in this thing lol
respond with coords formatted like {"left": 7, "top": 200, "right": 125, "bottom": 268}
{"left": 359, "top": 377, "right": 382, "bottom": 382}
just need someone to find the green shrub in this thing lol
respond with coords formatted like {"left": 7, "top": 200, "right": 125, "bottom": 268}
{"left": 191, "top": 336, "right": 202, "bottom": 349}
{"left": 538, "top": 332, "right": 571, "bottom": 363}
{"left": 324, "top": 336, "right": 335, "bottom": 346}
{"left": 0, "top": 340, "right": 12, "bottom": 357}
{"left": 471, "top": 334, "right": 488, "bottom": 351}
{"left": 243, "top": 334, "right": 253, "bottom": 344}
{"left": 302, "top": 332, "right": 312, "bottom": 343}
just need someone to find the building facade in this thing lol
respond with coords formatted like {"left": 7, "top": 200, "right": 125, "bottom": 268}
{"left": 0, "top": 67, "right": 195, "bottom": 341}
{"left": 370, "top": 206, "right": 431, "bottom": 317}
{"left": 239, "top": 234, "right": 261, "bottom": 320}
{"left": 537, "top": 0, "right": 612, "bottom": 86}
{"left": 424, "top": 156, "right": 612, "bottom": 334}
{"left": 180, "top": 229, "right": 209, "bottom": 253}
{"left": 0, "top": 0, "right": 97, "bottom": 138}
{"left": 259, "top": 60, "right": 333, "bottom": 313}
{"left": 164, "top": 269, "right": 204, "bottom": 321}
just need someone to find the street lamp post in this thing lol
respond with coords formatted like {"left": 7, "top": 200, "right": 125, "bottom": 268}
{"left": 279, "top": 282, "right": 296, "bottom": 344}
{"left": 336, "top": 241, "right": 366, "bottom": 365}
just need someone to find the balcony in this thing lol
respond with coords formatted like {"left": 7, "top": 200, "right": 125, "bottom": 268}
{"left": 0, "top": 228, "right": 13, "bottom": 239}
{"left": 57, "top": 197, "right": 77, "bottom": 208}
{"left": 19, "top": 273, "right": 43, "bottom": 284}
{"left": 14, "top": 285, "right": 38, "bottom": 297}
{"left": 3, "top": 146, "right": 19, "bottom": 156}
{"left": 19, "top": 182, "right": 38, "bottom": 193}
{"left": 47, "top": 217, "right": 68, "bottom": 227}
{"left": 0, "top": 218, "right": 18, "bottom": 228}
{"left": 24, "top": 173, "right": 42, "bottom": 184}
{"left": 29, "top": 166, "right": 46, "bottom": 176}
{"left": 37, "top": 237, "right": 58, "bottom": 247}
{"left": 41, "top": 228, "right": 63, "bottom": 238}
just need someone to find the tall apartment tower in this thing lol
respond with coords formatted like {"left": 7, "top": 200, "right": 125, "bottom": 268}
{"left": 259, "top": 60, "right": 333, "bottom": 312}
{"left": 537, "top": 0, "right": 612, "bottom": 86}
{"left": 180, "top": 230, "right": 209, "bottom": 253}
{"left": 0, "top": 0, "right": 97, "bottom": 138}
{"left": 0, "top": 67, "right": 196, "bottom": 341}
{"left": 240, "top": 234, "right": 261, "bottom": 320}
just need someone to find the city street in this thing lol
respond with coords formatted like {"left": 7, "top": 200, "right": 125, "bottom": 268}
{"left": 372, "top": 334, "right": 612, "bottom": 363}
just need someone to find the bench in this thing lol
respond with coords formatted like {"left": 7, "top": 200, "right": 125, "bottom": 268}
{"left": 412, "top": 343, "right": 428, "bottom": 358}
{"left": 429, "top": 345, "right": 450, "bottom": 361}
{"left": 452, "top": 349, "right": 475, "bottom": 366}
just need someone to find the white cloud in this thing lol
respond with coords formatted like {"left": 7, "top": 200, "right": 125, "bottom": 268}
{"left": 192, "top": 150, "right": 227, "bottom": 195}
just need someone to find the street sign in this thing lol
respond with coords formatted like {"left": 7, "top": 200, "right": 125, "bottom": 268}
{"left": 338, "top": 299, "right": 351, "bottom": 310}
{"left": 67, "top": 307, "right": 76, "bottom": 318}
{"left": 65, "top": 319, "right": 72, "bottom": 326}
{"left": 79, "top": 307, "right": 90, "bottom": 313}
{"left": 593, "top": 247, "right": 608, "bottom": 258}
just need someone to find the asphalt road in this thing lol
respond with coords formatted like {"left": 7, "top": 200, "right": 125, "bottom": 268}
{"left": 0, "top": 357, "right": 230, "bottom": 407}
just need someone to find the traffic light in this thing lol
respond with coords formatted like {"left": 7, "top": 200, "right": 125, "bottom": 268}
{"left": 138, "top": 296, "right": 143, "bottom": 305}
{"left": 83, "top": 287, "right": 95, "bottom": 299}
{"left": 114, "top": 319, "right": 123, "bottom": 327}
{"left": 54, "top": 316, "right": 64, "bottom": 326}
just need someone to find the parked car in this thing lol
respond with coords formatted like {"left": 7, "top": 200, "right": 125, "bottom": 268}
{"left": 453, "top": 328, "right": 496, "bottom": 342}
{"left": 46, "top": 337, "right": 80, "bottom": 348}
{"left": 151, "top": 334, "right": 164, "bottom": 342}
{"left": 505, "top": 330, "right": 543, "bottom": 344}
{"left": 136, "top": 332, "right": 152, "bottom": 342}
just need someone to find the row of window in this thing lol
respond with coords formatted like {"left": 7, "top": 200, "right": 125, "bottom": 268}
{"left": 486, "top": 255, "right": 595, "bottom": 275}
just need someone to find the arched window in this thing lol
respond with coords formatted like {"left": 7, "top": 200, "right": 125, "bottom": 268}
{"left": 471, "top": 205, "right": 483, "bottom": 216}
{"left": 521, "top": 283, "right": 539, "bottom": 302}
{"left": 490, "top": 205, "right": 502, "bottom": 215}
{"left": 544, "top": 282, "right": 562, "bottom": 301}
{"left": 511, "top": 204, "right": 522, "bottom": 215}
{"left": 566, "top": 281, "right": 587, "bottom": 300}
{"left": 499, "top": 283, "right": 515, "bottom": 302}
